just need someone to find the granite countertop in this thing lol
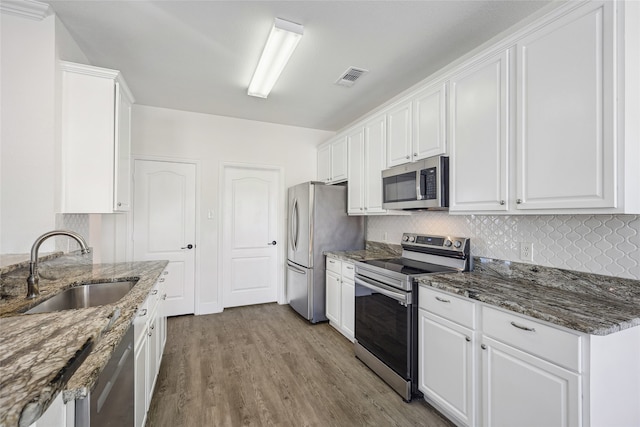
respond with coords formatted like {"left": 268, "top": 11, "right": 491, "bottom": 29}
{"left": 0, "top": 254, "right": 168, "bottom": 427}
{"left": 324, "top": 241, "right": 402, "bottom": 262}
{"left": 418, "top": 258, "right": 640, "bottom": 336}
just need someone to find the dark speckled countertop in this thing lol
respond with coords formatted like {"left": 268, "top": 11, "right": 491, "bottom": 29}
{"left": 0, "top": 253, "right": 168, "bottom": 427}
{"left": 418, "top": 258, "right": 640, "bottom": 336}
{"left": 327, "top": 246, "right": 640, "bottom": 336}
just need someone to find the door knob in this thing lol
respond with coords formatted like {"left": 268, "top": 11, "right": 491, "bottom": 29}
{"left": 181, "top": 244, "right": 194, "bottom": 249}
{"left": 268, "top": 241, "right": 277, "bottom": 246}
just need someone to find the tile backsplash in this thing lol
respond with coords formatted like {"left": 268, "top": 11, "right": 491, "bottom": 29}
{"left": 367, "top": 214, "right": 640, "bottom": 280}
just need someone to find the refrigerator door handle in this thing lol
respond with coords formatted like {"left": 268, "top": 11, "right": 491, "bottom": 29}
{"left": 287, "top": 262, "right": 306, "bottom": 275}
{"left": 290, "top": 198, "right": 299, "bottom": 252}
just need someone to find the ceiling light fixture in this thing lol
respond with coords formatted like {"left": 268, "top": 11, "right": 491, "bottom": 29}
{"left": 247, "top": 18, "right": 303, "bottom": 99}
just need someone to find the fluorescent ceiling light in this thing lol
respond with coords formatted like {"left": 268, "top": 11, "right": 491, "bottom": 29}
{"left": 248, "top": 18, "right": 303, "bottom": 99}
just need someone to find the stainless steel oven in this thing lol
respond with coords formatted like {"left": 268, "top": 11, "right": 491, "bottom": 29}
{"left": 354, "top": 233, "right": 471, "bottom": 401}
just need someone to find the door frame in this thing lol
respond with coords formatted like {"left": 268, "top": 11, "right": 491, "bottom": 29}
{"left": 131, "top": 154, "right": 202, "bottom": 313}
{"left": 218, "top": 162, "right": 286, "bottom": 311}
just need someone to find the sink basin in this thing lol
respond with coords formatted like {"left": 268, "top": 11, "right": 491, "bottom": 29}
{"left": 25, "top": 280, "right": 137, "bottom": 314}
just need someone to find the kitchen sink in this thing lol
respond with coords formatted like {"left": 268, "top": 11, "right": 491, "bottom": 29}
{"left": 25, "top": 280, "right": 137, "bottom": 314}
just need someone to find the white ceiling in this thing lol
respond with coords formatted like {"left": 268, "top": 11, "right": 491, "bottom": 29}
{"left": 46, "top": 0, "right": 553, "bottom": 131}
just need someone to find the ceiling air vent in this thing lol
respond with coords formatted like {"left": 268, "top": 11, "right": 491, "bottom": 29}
{"left": 335, "top": 67, "right": 369, "bottom": 87}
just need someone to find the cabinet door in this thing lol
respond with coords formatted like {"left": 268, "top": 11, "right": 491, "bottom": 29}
{"left": 114, "top": 82, "right": 132, "bottom": 211}
{"left": 61, "top": 66, "right": 116, "bottom": 213}
{"left": 413, "top": 81, "right": 447, "bottom": 160}
{"left": 331, "top": 137, "right": 348, "bottom": 182}
{"left": 347, "top": 128, "right": 365, "bottom": 214}
{"left": 134, "top": 331, "right": 148, "bottom": 427}
{"left": 364, "top": 114, "right": 387, "bottom": 214}
{"left": 482, "top": 336, "right": 581, "bottom": 427}
{"left": 419, "top": 310, "right": 475, "bottom": 426}
{"left": 146, "top": 310, "right": 159, "bottom": 409}
{"left": 449, "top": 50, "right": 511, "bottom": 212}
{"left": 317, "top": 144, "right": 331, "bottom": 183}
{"left": 341, "top": 278, "right": 355, "bottom": 341}
{"left": 386, "top": 101, "right": 413, "bottom": 167}
{"left": 516, "top": 1, "right": 615, "bottom": 210}
{"left": 325, "top": 271, "right": 341, "bottom": 325}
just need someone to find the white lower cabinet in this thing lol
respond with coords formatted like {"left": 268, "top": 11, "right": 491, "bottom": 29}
{"left": 29, "top": 393, "right": 74, "bottom": 427}
{"left": 325, "top": 256, "right": 356, "bottom": 342}
{"left": 482, "top": 336, "right": 580, "bottom": 427}
{"left": 134, "top": 273, "right": 168, "bottom": 427}
{"left": 419, "top": 286, "right": 477, "bottom": 427}
{"left": 419, "top": 286, "right": 582, "bottom": 427}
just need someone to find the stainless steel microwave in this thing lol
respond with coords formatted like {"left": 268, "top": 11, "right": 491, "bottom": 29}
{"left": 381, "top": 156, "right": 449, "bottom": 210}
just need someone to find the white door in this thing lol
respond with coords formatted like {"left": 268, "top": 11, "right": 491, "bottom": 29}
{"left": 133, "top": 160, "right": 196, "bottom": 317}
{"left": 222, "top": 166, "right": 280, "bottom": 308}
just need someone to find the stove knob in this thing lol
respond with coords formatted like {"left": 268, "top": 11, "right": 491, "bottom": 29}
{"left": 403, "top": 235, "right": 409, "bottom": 242}
{"left": 408, "top": 235, "right": 415, "bottom": 242}
{"left": 453, "top": 240, "right": 462, "bottom": 249}
{"left": 444, "top": 239, "right": 452, "bottom": 247}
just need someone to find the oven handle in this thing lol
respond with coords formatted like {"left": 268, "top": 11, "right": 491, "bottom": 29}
{"left": 355, "top": 275, "right": 410, "bottom": 305}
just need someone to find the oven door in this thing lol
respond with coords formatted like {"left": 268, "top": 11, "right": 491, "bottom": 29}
{"left": 354, "top": 274, "right": 412, "bottom": 379}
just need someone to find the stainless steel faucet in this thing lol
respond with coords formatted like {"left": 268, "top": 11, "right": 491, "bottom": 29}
{"left": 26, "top": 230, "right": 91, "bottom": 299}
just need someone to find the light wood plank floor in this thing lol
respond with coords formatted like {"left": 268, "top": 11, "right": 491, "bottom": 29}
{"left": 146, "top": 303, "right": 454, "bottom": 427}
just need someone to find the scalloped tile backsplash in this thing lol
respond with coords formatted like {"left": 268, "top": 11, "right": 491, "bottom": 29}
{"left": 367, "top": 214, "right": 640, "bottom": 280}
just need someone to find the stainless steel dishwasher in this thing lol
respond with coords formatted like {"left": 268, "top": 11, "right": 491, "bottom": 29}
{"left": 76, "top": 324, "right": 134, "bottom": 426}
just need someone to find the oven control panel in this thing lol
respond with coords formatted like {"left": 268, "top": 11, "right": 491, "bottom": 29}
{"left": 402, "top": 233, "right": 469, "bottom": 253}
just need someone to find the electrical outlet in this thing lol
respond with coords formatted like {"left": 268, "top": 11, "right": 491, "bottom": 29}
{"left": 520, "top": 242, "right": 533, "bottom": 262}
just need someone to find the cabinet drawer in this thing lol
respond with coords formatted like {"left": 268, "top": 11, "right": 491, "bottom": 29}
{"left": 482, "top": 306, "right": 582, "bottom": 372}
{"left": 342, "top": 262, "right": 355, "bottom": 280}
{"left": 326, "top": 256, "right": 341, "bottom": 274}
{"left": 419, "top": 286, "right": 476, "bottom": 329}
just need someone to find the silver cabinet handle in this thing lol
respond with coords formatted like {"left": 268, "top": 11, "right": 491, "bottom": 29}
{"left": 500, "top": 200, "right": 505, "bottom": 205}
{"left": 159, "top": 278, "right": 165, "bottom": 282}
{"left": 267, "top": 241, "right": 277, "bottom": 245}
{"left": 162, "top": 294, "right": 167, "bottom": 300}
{"left": 329, "top": 260, "right": 336, "bottom": 264}
{"left": 516, "top": 199, "right": 522, "bottom": 204}
{"left": 413, "top": 153, "right": 418, "bottom": 157}
{"left": 465, "top": 336, "right": 471, "bottom": 342}
{"left": 405, "top": 155, "right": 410, "bottom": 159}
{"left": 435, "top": 296, "right": 450, "bottom": 303}
{"left": 139, "top": 309, "right": 147, "bottom": 317}
{"left": 148, "top": 330, "right": 152, "bottom": 337}
{"left": 345, "top": 266, "right": 353, "bottom": 270}
{"left": 151, "top": 290, "right": 158, "bottom": 295}
{"left": 117, "top": 202, "right": 122, "bottom": 207}
{"left": 181, "top": 244, "right": 194, "bottom": 249}
{"left": 481, "top": 344, "right": 487, "bottom": 350}
{"left": 163, "top": 271, "right": 168, "bottom": 275}
{"left": 510, "top": 321, "right": 536, "bottom": 332}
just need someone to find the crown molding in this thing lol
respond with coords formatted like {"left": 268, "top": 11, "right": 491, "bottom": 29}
{"left": 0, "top": 0, "right": 51, "bottom": 21}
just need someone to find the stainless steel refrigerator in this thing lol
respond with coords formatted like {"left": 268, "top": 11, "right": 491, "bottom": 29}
{"left": 287, "top": 182, "right": 364, "bottom": 323}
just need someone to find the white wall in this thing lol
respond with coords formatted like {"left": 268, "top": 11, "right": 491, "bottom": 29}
{"left": 132, "top": 105, "right": 334, "bottom": 313}
{"left": 0, "top": 10, "right": 90, "bottom": 254}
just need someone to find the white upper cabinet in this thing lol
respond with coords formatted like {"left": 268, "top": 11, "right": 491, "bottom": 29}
{"left": 60, "top": 61, "right": 134, "bottom": 213}
{"left": 347, "top": 114, "right": 388, "bottom": 215}
{"left": 317, "top": 144, "right": 331, "bottom": 183}
{"left": 364, "top": 114, "right": 388, "bottom": 213}
{"left": 317, "top": 136, "right": 348, "bottom": 184}
{"left": 386, "top": 100, "right": 413, "bottom": 167}
{"left": 449, "top": 49, "right": 511, "bottom": 213}
{"left": 412, "top": 81, "right": 448, "bottom": 160}
{"left": 347, "top": 127, "right": 366, "bottom": 213}
{"left": 515, "top": 1, "right": 615, "bottom": 210}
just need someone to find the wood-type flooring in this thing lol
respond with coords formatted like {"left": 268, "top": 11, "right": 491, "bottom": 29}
{"left": 146, "top": 303, "right": 454, "bottom": 427}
